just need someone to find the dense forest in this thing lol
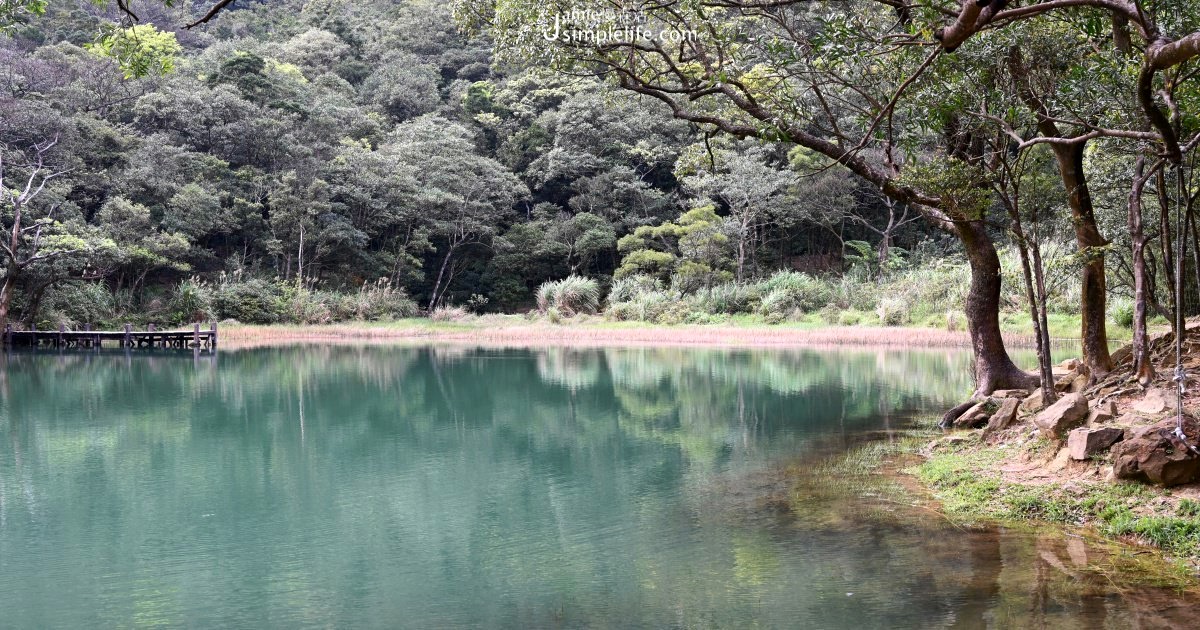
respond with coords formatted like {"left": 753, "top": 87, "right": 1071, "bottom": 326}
{"left": 1, "top": 0, "right": 914, "bottom": 324}
{"left": 3, "top": 0, "right": 1200, "bottom": 405}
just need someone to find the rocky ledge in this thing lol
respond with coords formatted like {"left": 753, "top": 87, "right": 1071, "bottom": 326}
{"left": 954, "top": 353, "right": 1200, "bottom": 488}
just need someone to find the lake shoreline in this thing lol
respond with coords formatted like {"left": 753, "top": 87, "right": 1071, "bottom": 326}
{"left": 789, "top": 429, "right": 1200, "bottom": 592}
{"left": 218, "top": 318, "right": 1051, "bottom": 349}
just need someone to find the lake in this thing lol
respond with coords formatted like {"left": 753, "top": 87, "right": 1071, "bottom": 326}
{"left": 0, "top": 345, "right": 1195, "bottom": 628}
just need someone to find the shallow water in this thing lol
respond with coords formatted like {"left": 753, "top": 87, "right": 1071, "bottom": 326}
{"left": 0, "top": 345, "right": 1194, "bottom": 628}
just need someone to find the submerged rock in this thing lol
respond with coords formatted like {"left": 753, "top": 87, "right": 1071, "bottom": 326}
{"left": 1034, "top": 393, "right": 1089, "bottom": 438}
{"left": 1067, "top": 427, "right": 1125, "bottom": 461}
{"left": 1112, "top": 416, "right": 1200, "bottom": 487}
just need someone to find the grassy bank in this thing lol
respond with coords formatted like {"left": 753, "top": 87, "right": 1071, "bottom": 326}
{"left": 217, "top": 315, "right": 1039, "bottom": 349}
{"left": 914, "top": 435, "right": 1200, "bottom": 570}
{"left": 787, "top": 429, "right": 1200, "bottom": 589}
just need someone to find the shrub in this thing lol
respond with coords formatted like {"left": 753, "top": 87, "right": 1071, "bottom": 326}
{"left": 346, "top": 279, "right": 418, "bottom": 321}
{"left": 759, "top": 288, "right": 799, "bottom": 320}
{"left": 607, "top": 274, "right": 662, "bottom": 305}
{"left": 837, "top": 310, "right": 863, "bottom": 326}
{"left": 945, "top": 310, "right": 962, "bottom": 332}
{"left": 606, "top": 301, "right": 638, "bottom": 321}
{"left": 430, "top": 305, "right": 470, "bottom": 322}
{"left": 696, "top": 282, "right": 756, "bottom": 314}
{"left": 876, "top": 297, "right": 910, "bottom": 326}
{"left": 1110, "top": 297, "right": 1135, "bottom": 328}
{"left": 754, "top": 271, "right": 833, "bottom": 314}
{"left": 536, "top": 275, "right": 601, "bottom": 316}
{"left": 213, "top": 275, "right": 285, "bottom": 324}
{"left": 169, "top": 277, "right": 215, "bottom": 324}
{"left": 38, "top": 282, "right": 118, "bottom": 329}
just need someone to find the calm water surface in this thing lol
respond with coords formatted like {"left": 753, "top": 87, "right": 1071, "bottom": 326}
{"left": 0, "top": 345, "right": 1195, "bottom": 628}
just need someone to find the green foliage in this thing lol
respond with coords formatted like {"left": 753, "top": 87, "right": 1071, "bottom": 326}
{"left": 535, "top": 275, "right": 600, "bottom": 316}
{"left": 755, "top": 271, "right": 833, "bottom": 317}
{"left": 1110, "top": 297, "right": 1135, "bottom": 328}
{"left": 87, "top": 25, "right": 181, "bottom": 79}
{"left": 213, "top": 275, "right": 285, "bottom": 324}
{"left": 169, "top": 277, "right": 215, "bottom": 325}
{"left": 38, "top": 282, "right": 117, "bottom": 329}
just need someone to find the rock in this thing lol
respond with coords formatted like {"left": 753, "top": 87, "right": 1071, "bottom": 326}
{"left": 1054, "top": 373, "right": 1076, "bottom": 392}
{"left": 1112, "top": 416, "right": 1200, "bottom": 487}
{"left": 1088, "top": 400, "right": 1117, "bottom": 425}
{"left": 1068, "top": 373, "right": 1089, "bottom": 393}
{"left": 983, "top": 397, "right": 1021, "bottom": 435}
{"left": 1067, "top": 427, "right": 1125, "bottom": 460}
{"left": 1035, "top": 392, "right": 1089, "bottom": 438}
{"left": 1047, "top": 447, "right": 1072, "bottom": 472}
{"left": 992, "top": 389, "right": 1030, "bottom": 399}
{"left": 1021, "top": 389, "right": 1045, "bottom": 413}
{"left": 1109, "top": 344, "right": 1132, "bottom": 366}
{"left": 1060, "top": 358, "right": 1080, "bottom": 371}
{"left": 1114, "top": 412, "right": 1146, "bottom": 427}
{"left": 954, "top": 400, "right": 993, "bottom": 428}
{"left": 1133, "top": 389, "right": 1172, "bottom": 415}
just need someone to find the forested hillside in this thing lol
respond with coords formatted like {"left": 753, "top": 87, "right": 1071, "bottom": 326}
{"left": 1, "top": 0, "right": 928, "bottom": 328}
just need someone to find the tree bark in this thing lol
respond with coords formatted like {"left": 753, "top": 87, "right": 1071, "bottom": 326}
{"left": 1008, "top": 205, "right": 1057, "bottom": 404}
{"left": 1130, "top": 157, "right": 1155, "bottom": 384}
{"left": 427, "top": 247, "right": 455, "bottom": 311}
{"left": 1050, "top": 143, "right": 1113, "bottom": 377}
{"left": 958, "top": 220, "right": 1039, "bottom": 394}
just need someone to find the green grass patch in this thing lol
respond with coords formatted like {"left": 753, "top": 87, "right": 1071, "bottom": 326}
{"left": 913, "top": 440, "right": 1200, "bottom": 567}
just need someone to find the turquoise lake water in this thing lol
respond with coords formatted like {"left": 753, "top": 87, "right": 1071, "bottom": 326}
{"left": 0, "top": 345, "right": 1195, "bottom": 628}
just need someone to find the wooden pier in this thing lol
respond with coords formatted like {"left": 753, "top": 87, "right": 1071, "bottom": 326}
{"left": 3, "top": 323, "right": 217, "bottom": 350}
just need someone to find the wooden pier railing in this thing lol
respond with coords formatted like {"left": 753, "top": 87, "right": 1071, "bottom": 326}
{"left": 3, "top": 322, "right": 217, "bottom": 350}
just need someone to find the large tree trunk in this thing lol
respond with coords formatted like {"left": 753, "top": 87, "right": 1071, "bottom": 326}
{"left": 1130, "top": 157, "right": 1155, "bottom": 384}
{"left": 0, "top": 271, "right": 17, "bottom": 332}
{"left": 1051, "top": 143, "right": 1113, "bottom": 377}
{"left": 958, "top": 220, "right": 1039, "bottom": 395}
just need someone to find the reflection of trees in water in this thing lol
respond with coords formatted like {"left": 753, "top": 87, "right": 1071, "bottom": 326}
{"left": 0, "top": 346, "right": 1192, "bottom": 627}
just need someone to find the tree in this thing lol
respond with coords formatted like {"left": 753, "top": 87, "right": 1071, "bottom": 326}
{"left": 683, "top": 150, "right": 796, "bottom": 283}
{"left": 616, "top": 205, "right": 733, "bottom": 290}
{"left": 386, "top": 115, "right": 526, "bottom": 309}
{"left": 0, "top": 135, "right": 79, "bottom": 329}
{"left": 456, "top": 0, "right": 1039, "bottom": 395}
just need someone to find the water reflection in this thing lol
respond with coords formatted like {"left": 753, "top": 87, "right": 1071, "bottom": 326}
{"left": 0, "top": 345, "right": 1193, "bottom": 628}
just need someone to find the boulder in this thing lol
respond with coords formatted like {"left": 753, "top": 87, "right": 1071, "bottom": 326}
{"left": 1088, "top": 400, "right": 1117, "bottom": 425}
{"left": 1112, "top": 416, "right": 1200, "bottom": 487}
{"left": 1060, "top": 358, "right": 1080, "bottom": 371}
{"left": 1067, "top": 427, "right": 1125, "bottom": 460}
{"left": 992, "top": 389, "right": 1031, "bottom": 399}
{"left": 954, "top": 400, "right": 993, "bottom": 428}
{"left": 1132, "top": 388, "right": 1172, "bottom": 415}
{"left": 1034, "top": 392, "right": 1089, "bottom": 438}
{"left": 1021, "top": 389, "right": 1045, "bottom": 413}
{"left": 983, "top": 397, "right": 1021, "bottom": 435}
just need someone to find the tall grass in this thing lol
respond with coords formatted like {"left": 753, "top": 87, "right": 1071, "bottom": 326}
{"left": 535, "top": 275, "right": 601, "bottom": 316}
